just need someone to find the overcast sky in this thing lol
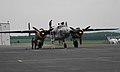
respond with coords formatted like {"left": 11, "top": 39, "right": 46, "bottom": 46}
{"left": 0, "top": 0, "right": 120, "bottom": 32}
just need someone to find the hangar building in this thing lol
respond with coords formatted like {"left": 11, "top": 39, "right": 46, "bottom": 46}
{"left": 0, "top": 22, "right": 10, "bottom": 45}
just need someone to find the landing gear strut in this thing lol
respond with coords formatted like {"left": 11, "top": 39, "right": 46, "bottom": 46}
{"left": 63, "top": 40, "right": 67, "bottom": 48}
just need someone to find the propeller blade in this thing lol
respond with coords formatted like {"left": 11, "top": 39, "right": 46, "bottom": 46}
{"left": 85, "top": 26, "right": 90, "bottom": 30}
{"left": 70, "top": 27, "right": 76, "bottom": 31}
{"left": 28, "top": 22, "right": 31, "bottom": 36}
{"left": 49, "top": 20, "right": 52, "bottom": 29}
{"left": 32, "top": 27, "right": 40, "bottom": 32}
{"left": 79, "top": 37, "right": 82, "bottom": 45}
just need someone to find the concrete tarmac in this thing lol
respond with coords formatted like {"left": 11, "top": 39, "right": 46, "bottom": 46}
{"left": 0, "top": 44, "right": 120, "bottom": 72}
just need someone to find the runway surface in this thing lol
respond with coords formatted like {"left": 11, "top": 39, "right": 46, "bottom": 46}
{"left": 0, "top": 44, "right": 120, "bottom": 72}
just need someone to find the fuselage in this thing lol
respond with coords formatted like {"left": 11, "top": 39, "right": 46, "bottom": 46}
{"left": 51, "top": 24, "right": 70, "bottom": 40}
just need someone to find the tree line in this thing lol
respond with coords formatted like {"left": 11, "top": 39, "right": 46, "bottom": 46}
{"left": 10, "top": 32, "right": 120, "bottom": 40}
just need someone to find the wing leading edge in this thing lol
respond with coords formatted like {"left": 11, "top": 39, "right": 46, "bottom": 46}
{"left": 0, "top": 30, "right": 36, "bottom": 33}
{"left": 83, "top": 28, "right": 118, "bottom": 31}
{"left": 0, "top": 28, "right": 118, "bottom": 33}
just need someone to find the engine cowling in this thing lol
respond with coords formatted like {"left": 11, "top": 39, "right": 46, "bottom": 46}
{"left": 70, "top": 26, "right": 90, "bottom": 45}
{"left": 38, "top": 28, "right": 47, "bottom": 39}
{"left": 76, "top": 29, "right": 83, "bottom": 37}
{"left": 71, "top": 27, "right": 84, "bottom": 38}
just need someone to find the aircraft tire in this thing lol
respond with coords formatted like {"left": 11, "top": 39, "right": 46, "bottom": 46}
{"left": 38, "top": 42, "right": 42, "bottom": 49}
{"left": 64, "top": 43, "right": 67, "bottom": 48}
{"left": 73, "top": 40, "right": 78, "bottom": 48}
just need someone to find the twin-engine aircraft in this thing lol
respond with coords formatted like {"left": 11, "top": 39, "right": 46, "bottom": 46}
{"left": 0, "top": 20, "right": 118, "bottom": 49}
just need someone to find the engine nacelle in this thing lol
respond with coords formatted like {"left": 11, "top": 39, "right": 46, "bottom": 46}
{"left": 37, "top": 28, "right": 47, "bottom": 39}
{"left": 71, "top": 28, "right": 84, "bottom": 38}
{"left": 76, "top": 29, "right": 83, "bottom": 37}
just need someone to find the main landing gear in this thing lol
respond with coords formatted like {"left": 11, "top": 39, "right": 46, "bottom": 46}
{"left": 38, "top": 41, "right": 43, "bottom": 49}
{"left": 63, "top": 40, "right": 79, "bottom": 48}
{"left": 32, "top": 38, "right": 43, "bottom": 49}
{"left": 73, "top": 40, "right": 78, "bottom": 48}
{"left": 64, "top": 43, "right": 67, "bottom": 48}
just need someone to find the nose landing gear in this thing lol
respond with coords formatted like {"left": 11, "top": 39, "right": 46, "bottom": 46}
{"left": 63, "top": 40, "right": 67, "bottom": 48}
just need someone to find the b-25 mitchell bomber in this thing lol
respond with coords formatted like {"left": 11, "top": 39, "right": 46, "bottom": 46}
{"left": 0, "top": 20, "right": 118, "bottom": 49}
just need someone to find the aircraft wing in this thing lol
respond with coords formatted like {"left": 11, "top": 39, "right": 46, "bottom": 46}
{"left": 70, "top": 27, "right": 118, "bottom": 45}
{"left": 83, "top": 28, "right": 118, "bottom": 31}
{"left": 0, "top": 30, "right": 36, "bottom": 33}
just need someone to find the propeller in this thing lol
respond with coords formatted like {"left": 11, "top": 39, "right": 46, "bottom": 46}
{"left": 70, "top": 26, "right": 90, "bottom": 45}
{"left": 32, "top": 27, "right": 46, "bottom": 38}
{"left": 76, "top": 27, "right": 83, "bottom": 45}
